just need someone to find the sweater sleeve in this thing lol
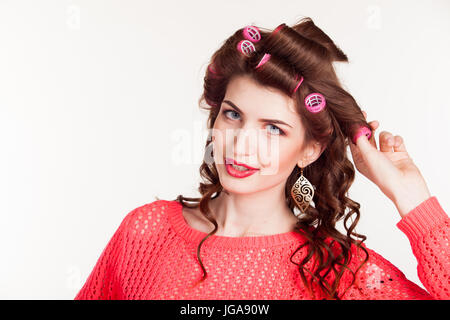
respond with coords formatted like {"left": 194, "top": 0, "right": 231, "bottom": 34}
{"left": 74, "top": 208, "right": 135, "bottom": 300}
{"left": 343, "top": 196, "right": 449, "bottom": 300}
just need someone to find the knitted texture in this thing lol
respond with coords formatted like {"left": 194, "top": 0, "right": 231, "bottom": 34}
{"left": 74, "top": 196, "right": 449, "bottom": 300}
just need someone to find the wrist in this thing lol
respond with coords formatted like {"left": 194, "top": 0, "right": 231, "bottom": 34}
{"left": 394, "top": 188, "right": 432, "bottom": 218}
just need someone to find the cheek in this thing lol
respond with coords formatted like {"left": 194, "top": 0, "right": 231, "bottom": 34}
{"left": 258, "top": 138, "right": 299, "bottom": 175}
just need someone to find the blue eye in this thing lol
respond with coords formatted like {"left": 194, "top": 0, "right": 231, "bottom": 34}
{"left": 223, "top": 109, "right": 240, "bottom": 120}
{"left": 221, "top": 109, "right": 285, "bottom": 136}
{"left": 266, "top": 124, "right": 283, "bottom": 135}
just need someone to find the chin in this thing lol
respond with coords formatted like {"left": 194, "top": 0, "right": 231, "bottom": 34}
{"left": 221, "top": 184, "right": 258, "bottom": 195}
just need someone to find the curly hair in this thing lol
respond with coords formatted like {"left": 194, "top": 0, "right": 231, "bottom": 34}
{"left": 172, "top": 17, "right": 372, "bottom": 300}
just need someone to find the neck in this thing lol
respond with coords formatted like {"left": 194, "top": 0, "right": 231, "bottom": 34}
{"left": 208, "top": 183, "right": 298, "bottom": 237}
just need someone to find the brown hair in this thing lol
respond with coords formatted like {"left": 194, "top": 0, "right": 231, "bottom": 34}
{"left": 172, "top": 17, "right": 371, "bottom": 300}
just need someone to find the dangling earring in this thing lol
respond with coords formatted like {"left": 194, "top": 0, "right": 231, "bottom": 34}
{"left": 204, "top": 137, "right": 215, "bottom": 165}
{"left": 290, "top": 166, "right": 315, "bottom": 215}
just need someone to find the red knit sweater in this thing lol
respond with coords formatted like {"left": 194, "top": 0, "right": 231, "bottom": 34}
{"left": 74, "top": 196, "right": 449, "bottom": 300}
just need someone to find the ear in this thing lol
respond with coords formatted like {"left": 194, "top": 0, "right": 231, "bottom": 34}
{"left": 297, "top": 141, "right": 325, "bottom": 168}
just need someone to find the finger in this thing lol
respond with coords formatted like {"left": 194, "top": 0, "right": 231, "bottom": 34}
{"left": 368, "top": 121, "right": 379, "bottom": 149}
{"left": 370, "top": 120, "right": 379, "bottom": 130}
{"left": 361, "top": 111, "right": 379, "bottom": 146}
{"left": 368, "top": 131, "right": 377, "bottom": 150}
{"left": 355, "top": 132, "right": 377, "bottom": 160}
{"left": 379, "top": 131, "right": 394, "bottom": 153}
{"left": 393, "top": 135, "right": 407, "bottom": 152}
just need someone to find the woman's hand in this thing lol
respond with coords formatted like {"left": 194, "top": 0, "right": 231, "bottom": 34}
{"left": 349, "top": 111, "right": 432, "bottom": 218}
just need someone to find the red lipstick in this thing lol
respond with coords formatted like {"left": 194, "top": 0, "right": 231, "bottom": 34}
{"left": 224, "top": 157, "right": 259, "bottom": 178}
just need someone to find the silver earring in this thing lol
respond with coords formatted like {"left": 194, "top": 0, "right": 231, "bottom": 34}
{"left": 290, "top": 166, "right": 314, "bottom": 215}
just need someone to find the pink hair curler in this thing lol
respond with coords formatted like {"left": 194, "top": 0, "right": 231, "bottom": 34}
{"left": 292, "top": 75, "right": 304, "bottom": 94}
{"left": 243, "top": 26, "right": 261, "bottom": 42}
{"left": 207, "top": 63, "right": 221, "bottom": 79}
{"left": 272, "top": 23, "right": 285, "bottom": 36}
{"left": 255, "top": 53, "right": 271, "bottom": 69}
{"left": 208, "top": 63, "right": 217, "bottom": 74}
{"left": 236, "top": 40, "right": 256, "bottom": 57}
{"left": 304, "top": 93, "right": 326, "bottom": 113}
{"left": 352, "top": 126, "right": 372, "bottom": 144}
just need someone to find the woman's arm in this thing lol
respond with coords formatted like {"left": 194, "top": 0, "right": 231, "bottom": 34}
{"left": 395, "top": 196, "right": 449, "bottom": 298}
{"left": 346, "top": 113, "right": 449, "bottom": 298}
{"left": 74, "top": 208, "right": 135, "bottom": 300}
{"left": 343, "top": 196, "right": 449, "bottom": 299}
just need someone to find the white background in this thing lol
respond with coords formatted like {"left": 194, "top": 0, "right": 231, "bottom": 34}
{"left": 0, "top": 0, "right": 449, "bottom": 299}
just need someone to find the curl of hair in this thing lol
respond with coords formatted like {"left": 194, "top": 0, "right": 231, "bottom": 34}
{"left": 172, "top": 17, "right": 371, "bottom": 300}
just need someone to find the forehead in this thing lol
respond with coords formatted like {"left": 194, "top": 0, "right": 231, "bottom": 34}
{"left": 224, "top": 75, "right": 299, "bottom": 119}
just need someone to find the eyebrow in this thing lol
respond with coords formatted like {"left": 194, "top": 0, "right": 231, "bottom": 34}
{"left": 222, "top": 100, "right": 293, "bottom": 128}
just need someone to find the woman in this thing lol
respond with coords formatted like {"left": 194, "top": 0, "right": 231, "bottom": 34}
{"left": 75, "top": 18, "right": 449, "bottom": 300}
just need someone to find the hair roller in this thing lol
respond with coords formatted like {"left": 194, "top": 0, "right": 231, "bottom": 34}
{"left": 352, "top": 126, "right": 372, "bottom": 144}
{"left": 304, "top": 93, "right": 326, "bottom": 113}
{"left": 236, "top": 40, "right": 256, "bottom": 57}
{"left": 207, "top": 63, "right": 221, "bottom": 79}
{"left": 292, "top": 75, "right": 304, "bottom": 94}
{"left": 242, "top": 26, "right": 261, "bottom": 43}
{"left": 255, "top": 53, "right": 271, "bottom": 69}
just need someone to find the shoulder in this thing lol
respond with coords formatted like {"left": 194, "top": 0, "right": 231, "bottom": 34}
{"left": 181, "top": 204, "right": 214, "bottom": 233}
{"left": 320, "top": 236, "right": 405, "bottom": 278}
{"left": 120, "top": 199, "right": 179, "bottom": 237}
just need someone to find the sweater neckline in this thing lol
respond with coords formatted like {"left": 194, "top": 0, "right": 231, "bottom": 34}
{"left": 166, "top": 200, "right": 304, "bottom": 248}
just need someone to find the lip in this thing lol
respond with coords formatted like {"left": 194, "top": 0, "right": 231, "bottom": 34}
{"left": 224, "top": 157, "right": 259, "bottom": 178}
{"left": 224, "top": 157, "right": 259, "bottom": 170}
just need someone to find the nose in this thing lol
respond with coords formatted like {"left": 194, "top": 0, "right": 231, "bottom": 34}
{"left": 233, "top": 127, "right": 258, "bottom": 157}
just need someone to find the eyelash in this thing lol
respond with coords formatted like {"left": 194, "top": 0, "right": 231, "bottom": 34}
{"left": 222, "top": 109, "right": 286, "bottom": 136}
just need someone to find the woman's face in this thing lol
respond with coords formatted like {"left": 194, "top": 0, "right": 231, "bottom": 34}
{"left": 212, "top": 75, "right": 321, "bottom": 194}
